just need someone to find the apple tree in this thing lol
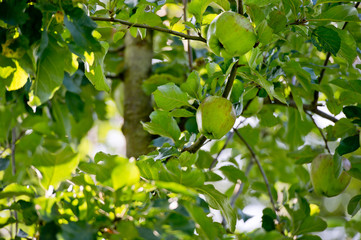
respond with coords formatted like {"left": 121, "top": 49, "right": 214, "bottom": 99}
{"left": 1, "top": 0, "right": 361, "bottom": 239}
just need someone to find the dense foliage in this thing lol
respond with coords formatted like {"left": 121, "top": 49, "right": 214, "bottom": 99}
{"left": 1, "top": 0, "right": 361, "bottom": 239}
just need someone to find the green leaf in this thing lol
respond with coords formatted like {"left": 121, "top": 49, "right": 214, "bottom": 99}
{"left": 0, "top": 183, "right": 34, "bottom": 199}
{"left": 262, "top": 208, "right": 276, "bottom": 231}
{"left": 287, "top": 145, "right": 324, "bottom": 164}
{"left": 184, "top": 202, "right": 220, "bottom": 240}
{"left": 311, "top": 26, "right": 341, "bottom": 55}
{"left": 316, "top": 0, "right": 355, "bottom": 5}
{"left": 155, "top": 181, "right": 197, "bottom": 196}
{"left": 89, "top": 152, "right": 129, "bottom": 186}
{"left": 312, "top": 5, "right": 360, "bottom": 22}
{"left": 330, "top": 79, "right": 361, "bottom": 93}
{"left": 142, "top": 110, "right": 181, "bottom": 142}
{"left": 153, "top": 83, "right": 190, "bottom": 111}
{"left": 84, "top": 42, "right": 110, "bottom": 92}
{"left": 159, "top": 159, "right": 205, "bottom": 187}
{"left": 0, "top": 0, "right": 28, "bottom": 26}
{"left": 298, "top": 235, "right": 322, "bottom": 240}
{"left": 286, "top": 108, "right": 313, "bottom": 150}
{"left": 245, "top": 0, "right": 280, "bottom": 7}
{"left": 336, "top": 134, "right": 360, "bottom": 155}
{"left": 268, "top": 10, "right": 287, "bottom": 33}
{"left": 256, "top": 21, "right": 274, "bottom": 46}
{"left": 197, "top": 185, "right": 237, "bottom": 232}
{"left": 61, "top": 221, "right": 97, "bottom": 240}
{"left": 32, "top": 146, "right": 79, "bottom": 190}
{"left": 181, "top": 71, "right": 202, "bottom": 99}
{"left": 335, "top": 28, "right": 357, "bottom": 64}
{"left": 30, "top": 34, "right": 67, "bottom": 106}
{"left": 294, "top": 216, "right": 327, "bottom": 235}
{"left": 136, "top": 156, "right": 162, "bottom": 180}
{"left": 289, "top": 85, "right": 306, "bottom": 119}
{"left": 188, "top": 0, "right": 230, "bottom": 23}
{"left": 219, "top": 165, "right": 247, "bottom": 183}
{"left": 111, "top": 159, "right": 140, "bottom": 190}
{"left": 142, "top": 74, "right": 183, "bottom": 95}
{"left": 64, "top": 6, "right": 101, "bottom": 52}
{"left": 282, "top": 61, "right": 312, "bottom": 93}
{"left": 131, "top": 6, "right": 163, "bottom": 27}
{"left": 0, "top": 157, "right": 10, "bottom": 171}
{"left": 282, "top": 0, "right": 301, "bottom": 18}
{"left": 332, "top": 118, "right": 357, "bottom": 138}
{"left": 178, "top": 152, "right": 198, "bottom": 167}
{"left": 196, "top": 150, "right": 214, "bottom": 169}
{"left": 169, "top": 109, "right": 194, "bottom": 118}
{"left": 252, "top": 70, "right": 286, "bottom": 103}
{"left": 6, "top": 60, "right": 28, "bottom": 91}
{"left": 343, "top": 106, "right": 361, "bottom": 119}
{"left": 347, "top": 194, "right": 361, "bottom": 217}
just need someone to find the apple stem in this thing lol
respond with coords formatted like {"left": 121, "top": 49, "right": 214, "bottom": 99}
{"left": 237, "top": 0, "right": 244, "bottom": 15}
{"left": 182, "top": 135, "right": 207, "bottom": 153}
{"left": 222, "top": 60, "right": 239, "bottom": 99}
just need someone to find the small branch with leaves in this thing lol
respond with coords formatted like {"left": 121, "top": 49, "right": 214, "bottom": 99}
{"left": 311, "top": 1, "right": 360, "bottom": 108}
{"left": 91, "top": 17, "right": 207, "bottom": 43}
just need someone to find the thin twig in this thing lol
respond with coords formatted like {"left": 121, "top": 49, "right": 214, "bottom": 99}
{"left": 209, "top": 132, "right": 234, "bottom": 170}
{"left": 230, "top": 159, "right": 254, "bottom": 207}
{"left": 208, "top": 119, "right": 247, "bottom": 170}
{"left": 233, "top": 128, "right": 280, "bottom": 222}
{"left": 91, "top": 17, "right": 207, "bottom": 42}
{"left": 307, "top": 113, "right": 331, "bottom": 153}
{"left": 222, "top": 60, "right": 239, "bottom": 99}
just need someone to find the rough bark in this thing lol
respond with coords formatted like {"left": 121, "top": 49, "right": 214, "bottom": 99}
{"left": 122, "top": 32, "right": 153, "bottom": 158}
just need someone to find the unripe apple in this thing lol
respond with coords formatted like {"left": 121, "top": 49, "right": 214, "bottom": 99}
{"left": 310, "top": 154, "right": 351, "bottom": 197}
{"left": 196, "top": 96, "right": 236, "bottom": 139}
{"left": 207, "top": 11, "right": 257, "bottom": 59}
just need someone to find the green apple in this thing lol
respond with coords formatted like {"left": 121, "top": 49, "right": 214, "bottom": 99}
{"left": 207, "top": 11, "right": 257, "bottom": 59}
{"left": 196, "top": 96, "right": 236, "bottom": 139}
{"left": 310, "top": 154, "right": 351, "bottom": 197}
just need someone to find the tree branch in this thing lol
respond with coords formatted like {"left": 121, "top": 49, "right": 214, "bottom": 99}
{"left": 233, "top": 128, "right": 280, "bottom": 222}
{"left": 91, "top": 17, "right": 207, "bottom": 43}
{"left": 270, "top": 99, "right": 338, "bottom": 123}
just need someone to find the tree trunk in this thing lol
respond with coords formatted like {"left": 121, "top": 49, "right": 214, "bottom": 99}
{"left": 122, "top": 32, "right": 153, "bottom": 158}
